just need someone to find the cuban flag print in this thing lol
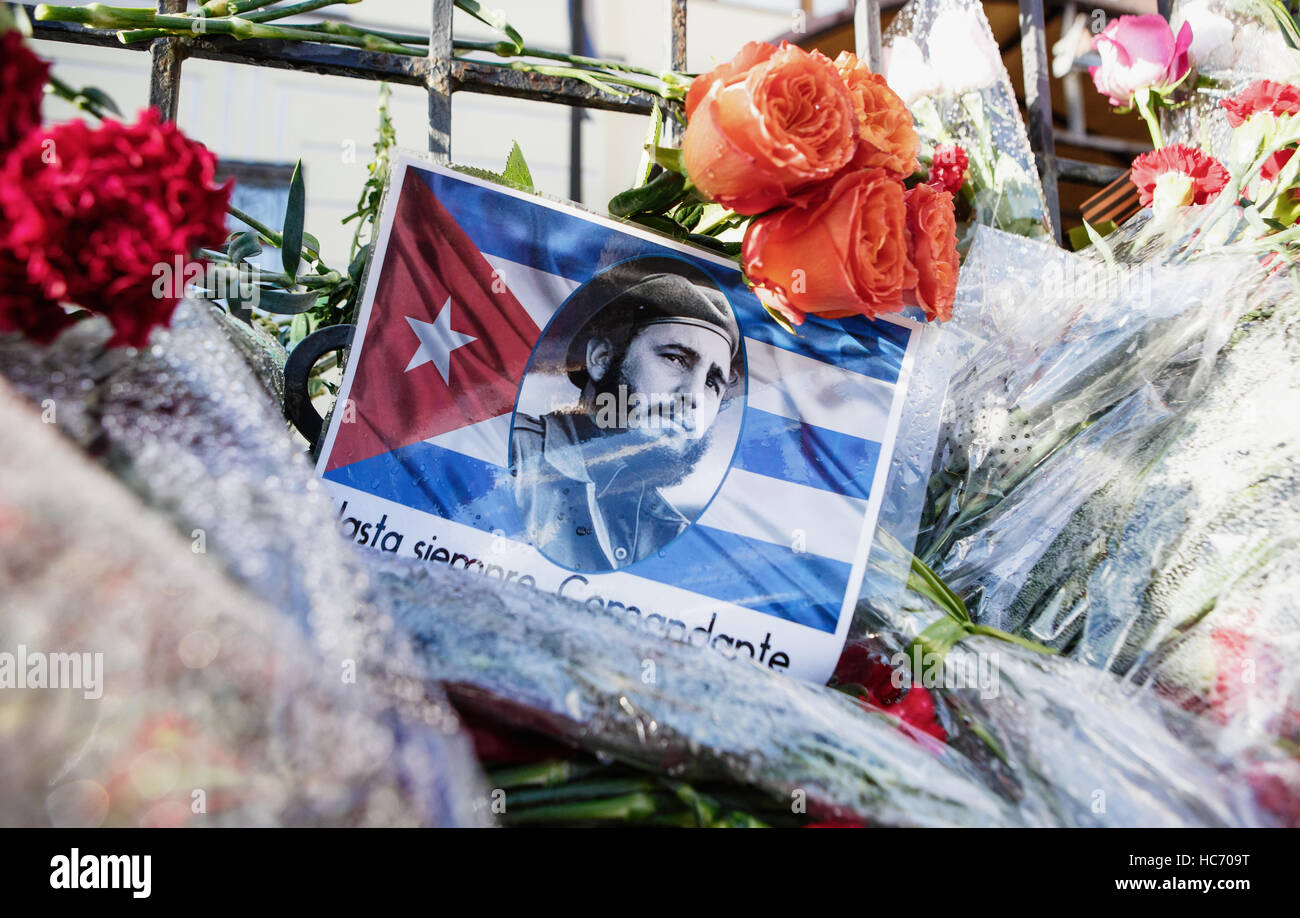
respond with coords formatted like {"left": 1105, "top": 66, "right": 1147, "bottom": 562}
{"left": 316, "top": 153, "right": 922, "bottom": 682}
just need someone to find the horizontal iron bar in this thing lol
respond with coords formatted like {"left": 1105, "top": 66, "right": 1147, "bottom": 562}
{"left": 1057, "top": 157, "right": 1127, "bottom": 185}
{"left": 1055, "top": 129, "right": 1151, "bottom": 157}
{"left": 28, "top": 9, "right": 659, "bottom": 115}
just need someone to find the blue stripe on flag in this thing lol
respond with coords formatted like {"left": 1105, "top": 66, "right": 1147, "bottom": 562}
{"left": 325, "top": 440, "right": 526, "bottom": 540}
{"left": 628, "top": 524, "right": 845, "bottom": 633}
{"left": 733, "top": 408, "right": 881, "bottom": 502}
{"left": 328, "top": 442, "right": 848, "bottom": 633}
{"left": 417, "top": 168, "right": 912, "bottom": 385}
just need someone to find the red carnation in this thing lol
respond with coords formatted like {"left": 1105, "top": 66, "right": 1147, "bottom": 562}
{"left": 0, "top": 30, "right": 49, "bottom": 154}
{"left": 928, "top": 143, "right": 969, "bottom": 196}
{"left": 1261, "top": 147, "right": 1297, "bottom": 183}
{"left": 889, "top": 685, "right": 947, "bottom": 743}
{"left": 833, "top": 639, "right": 904, "bottom": 704}
{"left": 1221, "top": 79, "right": 1300, "bottom": 128}
{"left": 833, "top": 639, "right": 947, "bottom": 743}
{"left": 1129, "top": 143, "right": 1230, "bottom": 208}
{"left": 0, "top": 109, "right": 231, "bottom": 348}
{"left": 0, "top": 249, "right": 74, "bottom": 344}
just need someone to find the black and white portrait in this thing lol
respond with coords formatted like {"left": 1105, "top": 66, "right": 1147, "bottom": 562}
{"left": 510, "top": 255, "right": 745, "bottom": 572}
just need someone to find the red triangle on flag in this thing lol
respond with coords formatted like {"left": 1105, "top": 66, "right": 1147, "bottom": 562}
{"left": 325, "top": 170, "right": 540, "bottom": 472}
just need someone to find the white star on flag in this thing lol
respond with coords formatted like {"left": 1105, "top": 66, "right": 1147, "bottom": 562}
{"left": 404, "top": 297, "right": 477, "bottom": 384}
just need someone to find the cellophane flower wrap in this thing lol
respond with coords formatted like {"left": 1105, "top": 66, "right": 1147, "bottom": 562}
{"left": 881, "top": 0, "right": 1053, "bottom": 248}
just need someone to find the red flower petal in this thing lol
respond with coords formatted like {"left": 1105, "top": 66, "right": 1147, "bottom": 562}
{"left": 1129, "top": 143, "right": 1230, "bottom": 207}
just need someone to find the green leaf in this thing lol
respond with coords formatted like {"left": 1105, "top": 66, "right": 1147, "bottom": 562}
{"left": 674, "top": 202, "right": 703, "bottom": 231}
{"left": 1066, "top": 219, "right": 1115, "bottom": 252}
{"left": 455, "top": 0, "right": 524, "bottom": 54}
{"left": 1082, "top": 218, "right": 1117, "bottom": 269}
{"left": 348, "top": 243, "right": 373, "bottom": 281}
{"left": 78, "top": 85, "right": 122, "bottom": 117}
{"left": 649, "top": 145, "right": 684, "bottom": 175}
{"left": 635, "top": 103, "right": 664, "bottom": 188}
{"left": 630, "top": 213, "right": 683, "bottom": 236}
{"left": 608, "top": 170, "right": 687, "bottom": 218}
{"left": 289, "top": 312, "right": 314, "bottom": 346}
{"left": 503, "top": 141, "right": 534, "bottom": 192}
{"left": 256, "top": 286, "right": 320, "bottom": 315}
{"left": 758, "top": 299, "right": 798, "bottom": 336}
{"left": 227, "top": 231, "right": 262, "bottom": 264}
{"left": 684, "top": 233, "right": 740, "bottom": 257}
{"left": 301, "top": 232, "right": 321, "bottom": 258}
{"left": 281, "top": 159, "right": 306, "bottom": 282}
{"left": 449, "top": 163, "right": 509, "bottom": 185}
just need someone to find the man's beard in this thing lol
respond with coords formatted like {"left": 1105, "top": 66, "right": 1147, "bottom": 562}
{"left": 585, "top": 356, "right": 715, "bottom": 490}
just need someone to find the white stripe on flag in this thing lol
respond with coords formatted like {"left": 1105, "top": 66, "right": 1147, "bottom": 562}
{"left": 696, "top": 467, "right": 869, "bottom": 565}
{"left": 482, "top": 253, "right": 578, "bottom": 331}
{"left": 744, "top": 338, "right": 894, "bottom": 443}
{"left": 425, "top": 413, "right": 513, "bottom": 467}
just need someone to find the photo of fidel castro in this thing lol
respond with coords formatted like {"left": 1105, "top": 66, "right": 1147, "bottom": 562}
{"left": 510, "top": 255, "right": 744, "bottom": 573}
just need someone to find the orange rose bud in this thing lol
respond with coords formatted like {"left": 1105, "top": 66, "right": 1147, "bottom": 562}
{"left": 742, "top": 169, "right": 916, "bottom": 326}
{"left": 683, "top": 42, "right": 858, "bottom": 215}
{"left": 833, "top": 51, "right": 920, "bottom": 178}
{"left": 902, "top": 183, "right": 960, "bottom": 322}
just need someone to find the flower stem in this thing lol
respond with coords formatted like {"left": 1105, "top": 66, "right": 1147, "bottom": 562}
{"left": 1134, "top": 91, "right": 1164, "bottom": 149}
{"left": 242, "top": 0, "right": 358, "bottom": 22}
{"left": 501, "top": 791, "right": 661, "bottom": 825}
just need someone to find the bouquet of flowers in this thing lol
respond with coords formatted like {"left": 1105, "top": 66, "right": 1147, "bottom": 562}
{"left": 608, "top": 40, "right": 961, "bottom": 330}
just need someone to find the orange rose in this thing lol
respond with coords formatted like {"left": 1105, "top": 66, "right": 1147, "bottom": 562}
{"left": 684, "top": 41, "right": 777, "bottom": 119}
{"left": 903, "top": 184, "right": 959, "bottom": 321}
{"left": 741, "top": 169, "right": 916, "bottom": 325}
{"left": 683, "top": 42, "right": 858, "bottom": 215}
{"left": 834, "top": 51, "right": 919, "bottom": 177}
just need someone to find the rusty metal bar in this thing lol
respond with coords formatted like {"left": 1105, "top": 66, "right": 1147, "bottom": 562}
{"left": 452, "top": 61, "right": 658, "bottom": 114}
{"left": 1057, "top": 157, "right": 1125, "bottom": 185}
{"left": 428, "top": 0, "right": 453, "bottom": 162}
{"left": 148, "top": 0, "right": 186, "bottom": 121}
{"left": 1019, "top": 0, "right": 1062, "bottom": 242}
{"left": 568, "top": 0, "right": 585, "bottom": 202}
{"left": 670, "top": 0, "right": 687, "bottom": 71}
{"left": 853, "top": 0, "right": 882, "bottom": 72}
{"left": 29, "top": 11, "right": 660, "bottom": 115}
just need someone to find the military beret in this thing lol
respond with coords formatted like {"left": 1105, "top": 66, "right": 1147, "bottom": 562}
{"left": 564, "top": 256, "right": 740, "bottom": 389}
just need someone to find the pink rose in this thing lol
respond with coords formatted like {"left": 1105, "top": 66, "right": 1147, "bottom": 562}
{"left": 1090, "top": 14, "right": 1192, "bottom": 107}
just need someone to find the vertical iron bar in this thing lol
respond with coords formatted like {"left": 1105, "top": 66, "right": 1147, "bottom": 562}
{"left": 1019, "top": 0, "right": 1062, "bottom": 242}
{"left": 669, "top": 0, "right": 687, "bottom": 72}
{"left": 1157, "top": 0, "right": 1172, "bottom": 19}
{"left": 428, "top": 0, "right": 453, "bottom": 162}
{"left": 666, "top": 0, "right": 687, "bottom": 144}
{"left": 854, "top": 0, "right": 882, "bottom": 72}
{"left": 1062, "top": 2, "right": 1086, "bottom": 137}
{"left": 569, "top": 0, "right": 585, "bottom": 202}
{"left": 148, "top": 0, "right": 186, "bottom": 121}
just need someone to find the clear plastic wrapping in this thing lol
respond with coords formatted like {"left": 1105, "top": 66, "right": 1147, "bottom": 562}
{"left": 885, "top": 0, "right": 1054, "bottom": 245}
